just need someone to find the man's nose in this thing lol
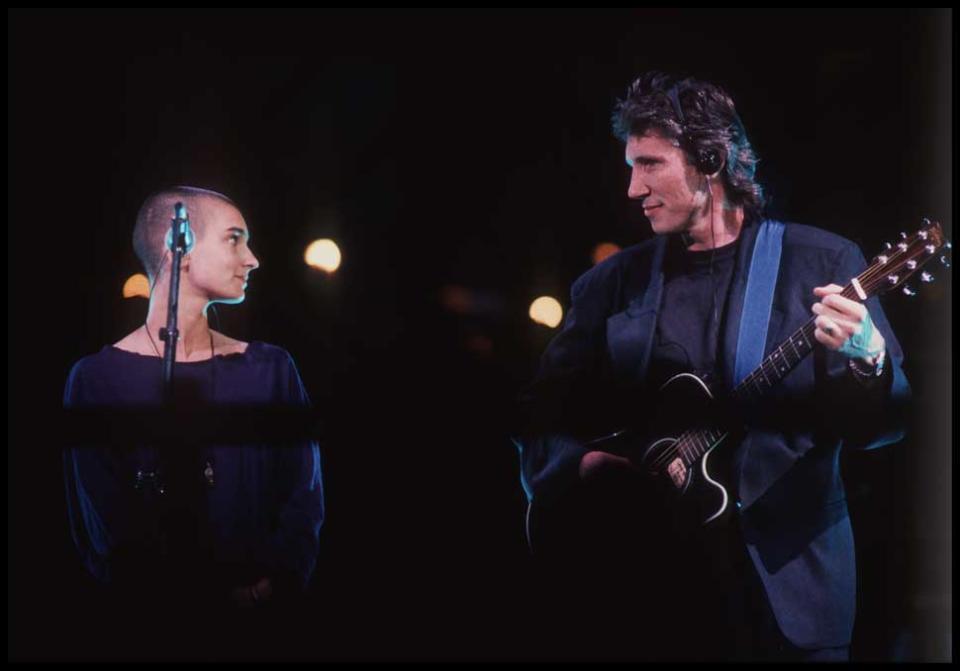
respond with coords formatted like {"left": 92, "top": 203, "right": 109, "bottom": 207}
{"left": 246, "top": 250, "right": 260, "bottom": 271}
{"left": 627, "top": 171, "right": 649, "bottom": 200}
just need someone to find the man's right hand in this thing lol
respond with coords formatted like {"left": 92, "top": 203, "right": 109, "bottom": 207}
{"left": 578, "top": 450, "right": 637, "bottom": 480}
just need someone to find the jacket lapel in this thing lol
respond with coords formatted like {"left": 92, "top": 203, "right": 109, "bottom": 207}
{"left": 605, "top": 235, "right": 667, "bottom": 386}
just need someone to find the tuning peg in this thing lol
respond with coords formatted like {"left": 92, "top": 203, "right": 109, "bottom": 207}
{"left": 940, "top": 255, "right": 951, "bottom": 268}
{"left": 945, "top": 241, "right": 952, "bottom": 250}
{"left": 921, "top": 271, "right": 934, "bottom": 283}
{"left": 922, "top": 217, "right": 932, "bottom": 227}
{"left": 902, "top": 285, "right": 917, "bottom": 297}
{"left": 900, "top": 231, "right": 909, "bottom": 239}
{"left": 883, "top": 242, "right": 893, "bottom": 251}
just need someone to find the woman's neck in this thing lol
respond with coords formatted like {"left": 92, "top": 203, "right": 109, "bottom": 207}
{"left": 145, "top": 289, "right": 213, "bottom": 359}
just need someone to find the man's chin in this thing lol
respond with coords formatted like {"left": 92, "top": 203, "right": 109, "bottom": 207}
{"left": 649, "top": 220, "right": 674, "bottom": 235}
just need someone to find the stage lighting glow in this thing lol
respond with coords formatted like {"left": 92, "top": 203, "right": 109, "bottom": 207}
{"left": 305, "top": 239, "right": 342, "bottom": 273}
{"left": 440, "top": 285, "right": 473, "bottom": 314}
{"left": 465, "top": 334, "right": 493, "bottom": 354}
{"left": 529, "top": 296, "right": 563, "bottom": 328}
{"left": 123, "top": 273, "right": 150, "bottom": 299}
{"left": 592, "top": 242, "right": 622, "bottom": 265}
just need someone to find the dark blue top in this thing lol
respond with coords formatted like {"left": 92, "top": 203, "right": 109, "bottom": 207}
{"left": 62, "top": 341, "right": 324, "bottom": 594}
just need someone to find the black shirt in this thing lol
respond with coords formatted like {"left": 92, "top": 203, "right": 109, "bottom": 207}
{"left": 648, "top": 234, "right": 740, "bottom": 392}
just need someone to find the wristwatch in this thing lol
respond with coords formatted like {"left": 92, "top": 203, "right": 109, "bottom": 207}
{"left": 848, "top": 350, "right": 886, "bottom": 379}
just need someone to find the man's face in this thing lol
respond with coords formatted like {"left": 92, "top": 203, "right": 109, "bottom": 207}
{"left": 625, "top": 131, "right": 708, "bottom": 235}
{"left": 185, "top": 199, "right": 259, "bottom": 305}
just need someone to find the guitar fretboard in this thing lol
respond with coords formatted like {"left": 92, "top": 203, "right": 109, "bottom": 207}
{"left": 731, "top": 319, "right": 820, "bottom": 404}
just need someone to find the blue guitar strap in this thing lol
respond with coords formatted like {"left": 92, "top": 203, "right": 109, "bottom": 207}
{"left": 733, "top": 219, "right": 785, "bottom": 386}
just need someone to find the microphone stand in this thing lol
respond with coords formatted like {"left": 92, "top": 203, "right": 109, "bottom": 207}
{"left": 154, "top": 202, "right": 200, "bottom": 596}
{"left": 160, "top": 202, "right": 190, "bottom": 402}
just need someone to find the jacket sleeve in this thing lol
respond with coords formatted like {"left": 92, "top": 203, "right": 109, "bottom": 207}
{"left": 517, "top": 265, "right": 618, "bottom": 507}
{"left": 265, "top": 354, "right": 325, "bottom": 592}
{"left": 820, "top": 241, "right": 911, "bottom": 450}
{"left": 62, "top": 361, "right": 139, "bottom": 584}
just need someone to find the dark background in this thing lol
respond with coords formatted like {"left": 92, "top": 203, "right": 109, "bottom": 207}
{"left": 9, "top": 9, "right": 951, "bottom": 661}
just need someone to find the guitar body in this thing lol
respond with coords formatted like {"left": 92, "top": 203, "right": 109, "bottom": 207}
{"left": 596, "top": 372, "right": 738, "bottom": 528}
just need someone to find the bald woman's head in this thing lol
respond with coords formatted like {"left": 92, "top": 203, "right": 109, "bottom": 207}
{"left": 132, "top": 186, "right": 240, "bottom": 282}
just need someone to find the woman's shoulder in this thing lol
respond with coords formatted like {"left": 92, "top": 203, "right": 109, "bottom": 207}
{"left": 112, "top": 327, "right": 153, "bottom": 356}
{"left": 219, "top": 337, "right": 294, "bottom": 365}
{"left": 212, "top": 330, "right": 250, "bottom": 357}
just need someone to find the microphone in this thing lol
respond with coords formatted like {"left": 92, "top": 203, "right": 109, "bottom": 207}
{"left": 166, "top": 202, "right": 195, "bottom": 254}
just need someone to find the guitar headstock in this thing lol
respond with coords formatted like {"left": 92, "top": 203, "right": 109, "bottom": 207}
{"left": 861, "top": 219, "right": 951, "bottom": 299}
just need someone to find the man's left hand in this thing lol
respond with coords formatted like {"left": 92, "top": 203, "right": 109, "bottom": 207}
{"left": 812, "top": 284, "right": 885, "bottom": 363}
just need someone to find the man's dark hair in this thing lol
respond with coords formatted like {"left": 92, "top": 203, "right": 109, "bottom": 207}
{"left": 133, "top": 186, "right": 236, "bottom": 281}
{"left": 612, "top": 72, "right": 766, "bottom": 223}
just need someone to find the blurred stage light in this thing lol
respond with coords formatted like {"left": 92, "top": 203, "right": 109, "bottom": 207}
{"left": 592, "top": 242, "right": 622, "bottom": 265}
{"left": 529, "top": 296, "right": 563, "bottom": 328}
{"left": 305, "top": 239, "right": 342, "bottom": 273}
{"left": 465, "top": 334, "right": 493, "bottom": 355}
{"left": 440, "top": 285, "right": 473, "bottom": 314}
{"left": 439, "top": 285, "right": 506, "bottom": 316}
{"left": 123, "top": 273, "right": 150, "bottom": 299}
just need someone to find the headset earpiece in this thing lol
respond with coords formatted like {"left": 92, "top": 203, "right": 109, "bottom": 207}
{"left": 666, "top": 80, "right": 728, "bottom": 176}
{"left": 697, "top": 148, "right": 724, "bottom": 176}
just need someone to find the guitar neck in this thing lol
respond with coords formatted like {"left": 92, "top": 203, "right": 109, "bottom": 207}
{"left": 731, "top": 318, "right": 818, "bottom": 403}
{"left": 731, "top": 282, "right": 863, "bottom": 404}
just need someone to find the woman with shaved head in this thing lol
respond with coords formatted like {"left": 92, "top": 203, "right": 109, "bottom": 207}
{"left": 63, "top": 186, "right": 324, "bottom": 621}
